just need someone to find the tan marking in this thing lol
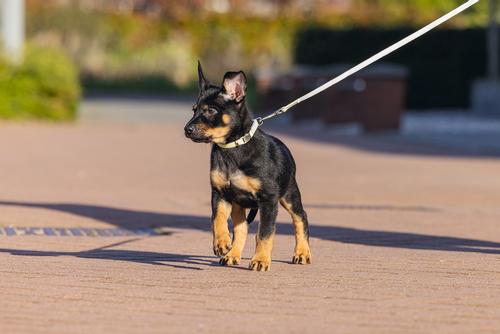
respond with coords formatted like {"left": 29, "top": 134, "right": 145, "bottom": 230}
{"left": 211, "top": 169, "right": 261, "bottom": 196}
{"left": 222, "top": 114, "right": 231, "bottom": 125}
{"left": 210, "top": 169, "right": 229, "bottom": 191}
{"left": 213, "top": 200, "right": 232, "bottom": 256}
{"left": 280, "top": 198, "right": 293, "bottom": 212}
{"left": 230, "top": 171, "right": 261, "bottom": 195}
{"left": 195, "top": 122, "right": 230, "bottom": 144}
{"left": 197, "top": 123, "right": 208, "bottom": 131}
{"left": 204, "top": 126, "right": 231, "bottom": 144}
{"left": 220, "top": 203, "right": 248, "bottom": 266}
{"left": 280, "top": 198, "right": 312, "bottom": 264}
{"left": 250, "top": 232, "right": 274, "bottom": 271}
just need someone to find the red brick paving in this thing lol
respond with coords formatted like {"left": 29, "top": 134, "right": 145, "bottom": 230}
{"left": 0, "top": 121, "right": 499, "bottom": 333}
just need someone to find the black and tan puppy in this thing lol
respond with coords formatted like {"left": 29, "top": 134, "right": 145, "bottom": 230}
{"left": 184, "top": 62, "right": 311, "bottom": 271}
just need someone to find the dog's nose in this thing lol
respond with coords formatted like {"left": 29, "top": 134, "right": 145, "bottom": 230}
{"left": 184, "top": 125, "right": 194, "bottom": 136}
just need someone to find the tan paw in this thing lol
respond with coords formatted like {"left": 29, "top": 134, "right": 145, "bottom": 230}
{"left": 213, "top": 235, "right": 232, "bottom": 257}
{"left": 292, "top": 246, "right": 312, "bottom": 265}
{"left": 219, "top": 251, "right": 241, "bottom": 266}
{"left": 249, "top": 256, "right": 271, "bottom": 271}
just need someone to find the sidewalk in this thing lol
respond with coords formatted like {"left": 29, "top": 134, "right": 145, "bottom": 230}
{"left": 0, "top": 99, "right": 499, "bottom": 333}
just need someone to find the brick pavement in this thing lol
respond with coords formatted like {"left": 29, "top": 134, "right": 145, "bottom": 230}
{"left": 0, "top": 109, "right": 499, "bottom": 333}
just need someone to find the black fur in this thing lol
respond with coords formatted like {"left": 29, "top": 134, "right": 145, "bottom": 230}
{"left": 184, "top": 61, "right": 311, "bottom": 270}
{"left": 246, "top": 207, "right": 258, "bottom": 224}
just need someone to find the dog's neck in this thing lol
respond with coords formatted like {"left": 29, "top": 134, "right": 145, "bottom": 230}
{"left": 224, "top": 103, "right": 254, "bottom": 144}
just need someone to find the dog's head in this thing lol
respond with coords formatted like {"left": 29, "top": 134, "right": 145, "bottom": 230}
{"left": 184, "top": 61, "right": 247, "bottom": 144}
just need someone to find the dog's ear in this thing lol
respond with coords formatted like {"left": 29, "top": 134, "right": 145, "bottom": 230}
{"left": 197, "top": 60, "right": 209, "bottom": 91}
{"left": 222, "top": 71, "right": 246, "bottom": 103}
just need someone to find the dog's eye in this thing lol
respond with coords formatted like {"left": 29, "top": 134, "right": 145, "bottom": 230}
{"left": 207, "top": 108, "right": 218, "bottom": 116}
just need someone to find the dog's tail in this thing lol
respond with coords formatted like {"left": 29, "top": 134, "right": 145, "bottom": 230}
{"left": 247, "top": 208, "right": 258, "bottom": 224}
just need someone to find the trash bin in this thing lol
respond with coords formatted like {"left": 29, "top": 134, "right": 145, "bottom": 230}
{"left": 255, "top": 63, "right": 408, "bottom": 132}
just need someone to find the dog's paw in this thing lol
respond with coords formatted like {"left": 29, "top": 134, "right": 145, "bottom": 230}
{"left": 292, "top": 246, "right": 312, "bottom": 265}
{"left": 219, "top": 251, "right": 241, "bottom": 266}
{"left": 249, "top": 256, "right": 271, "bottom": 272}
{"left": 213, "top": 235, "right": 232, "bottom": 257}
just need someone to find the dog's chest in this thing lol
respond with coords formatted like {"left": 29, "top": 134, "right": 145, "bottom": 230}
{"left": 210, "top": 169, "right": 261, "bottom": 197}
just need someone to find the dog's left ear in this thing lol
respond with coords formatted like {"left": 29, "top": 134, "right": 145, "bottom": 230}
{"left": 222, "top": 71, "right": 246, "bottom": 103}
{"left": 198, "top": 60, "right": 209, "bottom": 91}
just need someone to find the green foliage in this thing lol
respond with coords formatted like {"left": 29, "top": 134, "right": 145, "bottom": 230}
{"left": 27, "top": 5, "right": 298, "bottom": 88}
{"left": 27, "top": 5, "right": 198, "bottom": 88}
{"left": 25, "top": 2, "right": 488, "bottom": 99}
{"left": 181, "top": 16, "right": 296, "bottom": 79}
{"left": 0, "top": 45, "right": 81, "bottom": 120}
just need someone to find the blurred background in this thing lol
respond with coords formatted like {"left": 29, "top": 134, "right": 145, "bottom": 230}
{"left": 3, "top": 3, "right": 500, "bottom": 331}
{"left": 0, "top": 0, "right": 498, "bottom": 141}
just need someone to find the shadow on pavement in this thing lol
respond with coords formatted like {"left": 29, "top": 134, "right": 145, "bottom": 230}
{"left": 0, "top": 247, "right": 217, "bottom": 270}
{"left": 1, "top": 200, "right": 500, "bottom": 255}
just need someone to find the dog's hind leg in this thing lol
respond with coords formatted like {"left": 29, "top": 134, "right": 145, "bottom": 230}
{"left": 280, "top": 180, "right": 312, "bottom": 265}
{"left": 249, "top": 201, "right": 278, "bottom": 271}
{"left": 211, "top": 191, "right": 232, "bottom": 257}
{"left": 220, "top": 203, "right": 248, "bottom": 266}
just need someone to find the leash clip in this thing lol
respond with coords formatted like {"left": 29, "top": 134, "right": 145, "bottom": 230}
{"left": 276, "top": 107, "right": 286, "bottom": 115}
{"left": 256, "top": 117, "right": 264, "bottom": 126}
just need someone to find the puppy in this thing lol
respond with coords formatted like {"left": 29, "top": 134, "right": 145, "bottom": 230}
{"left": 184, "top": 62, "right": 311, "bottom": 271}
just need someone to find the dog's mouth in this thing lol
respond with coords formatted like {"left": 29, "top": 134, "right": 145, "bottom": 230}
{"left": 190, "top": 137, "right": 211, "bottom": 143}
{"left": 185, "top": 129, "right": 228, "bottom": 144}
{"left": 186, "top": 133, "right": 226, "bottom": 144}
{"left": 185, "top": 133, "right": 211, "bottom": 143}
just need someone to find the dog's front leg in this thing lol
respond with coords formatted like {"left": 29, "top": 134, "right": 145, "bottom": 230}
{"left": 211, "top": 191, "right": 232, "bottom": 256}
{"left": 249, "top": 201, "right": 278, "bottom": 272}
{"left": 220, "top": 203, "right": 248, "bottom": 266}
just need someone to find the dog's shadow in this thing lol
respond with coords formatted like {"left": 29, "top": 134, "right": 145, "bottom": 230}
{"left": 0, "top": 238, "right": 234, "bottom": 270}
{"left": 0, "top": 200, "right": 500, "bottom": 269}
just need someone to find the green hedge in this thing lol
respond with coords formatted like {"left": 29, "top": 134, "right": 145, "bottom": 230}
{"left": 0, "top": 45, "right": 81, "bottom": 120}
{"left": 294, "top": 28, "right": 491, "bottom": 109}
{"left": 25, "top": 2, "right": 488, "bottom": 98}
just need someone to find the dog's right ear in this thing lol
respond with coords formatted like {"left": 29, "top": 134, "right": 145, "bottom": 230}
{"left": 197, "top": 60, "right": 209, "bottom": 91}
{"left": 221, "top": 71, "right": 246, "bottom": 103}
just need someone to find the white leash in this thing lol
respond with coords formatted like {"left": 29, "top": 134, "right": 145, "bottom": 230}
{"left": 255, "top": 0, "right": 479, "bottom": 125}
{"left": 219, "top": 0, "right": 479, "bottom": 149}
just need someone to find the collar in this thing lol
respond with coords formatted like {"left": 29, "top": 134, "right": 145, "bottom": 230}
{"left": 216, "top": 119, "right": 260, "bottom": 149}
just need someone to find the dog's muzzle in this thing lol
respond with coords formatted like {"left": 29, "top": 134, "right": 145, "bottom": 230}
{"left": 184, "top": 125, "right": 211, "bottom": 143}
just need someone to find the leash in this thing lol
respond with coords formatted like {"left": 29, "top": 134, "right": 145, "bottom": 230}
{"left": 219, "top": 0, "right": 479, "bottom": 149}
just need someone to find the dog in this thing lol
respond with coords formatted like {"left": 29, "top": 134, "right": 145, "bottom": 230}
{"left": 184, "top": 62, "right": 311, "bottom": 271}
